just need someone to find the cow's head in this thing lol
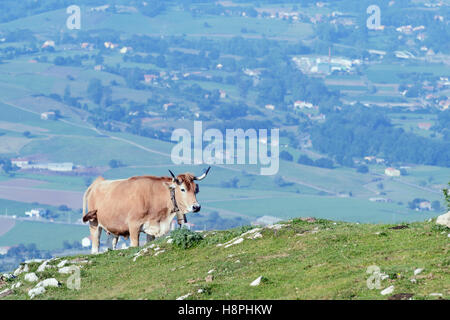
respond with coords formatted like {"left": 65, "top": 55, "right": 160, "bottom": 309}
{"left": 168, "top": 167, "right": 210, "bottom": 214}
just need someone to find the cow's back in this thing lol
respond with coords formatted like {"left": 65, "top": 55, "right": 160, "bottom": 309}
{"left": 87, "top": 176, "right": 171, "bottom": 235}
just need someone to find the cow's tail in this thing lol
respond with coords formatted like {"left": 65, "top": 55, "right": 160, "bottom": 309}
{"left": 82, "top": 176, "right": 103, "bottom": 220}
{"left": 82, "top": 210, "right": 98, "bottom": 223}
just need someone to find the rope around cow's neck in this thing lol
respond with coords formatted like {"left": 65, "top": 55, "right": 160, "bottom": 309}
{"left": 170, "top": 187, "right": 186, "bottom": 226}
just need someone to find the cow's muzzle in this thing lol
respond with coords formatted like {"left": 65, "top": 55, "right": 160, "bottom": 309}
{"left": 192, "top": 204, "right": 201, "bottom": 212}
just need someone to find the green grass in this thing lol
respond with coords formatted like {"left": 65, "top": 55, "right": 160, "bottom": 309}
{"left": 2, "top": 219, "right": 448, "bottom": 300}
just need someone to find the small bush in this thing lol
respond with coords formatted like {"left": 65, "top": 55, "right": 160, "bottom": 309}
{"left": 170, "top": 228, "right": 204, "bottom": 249}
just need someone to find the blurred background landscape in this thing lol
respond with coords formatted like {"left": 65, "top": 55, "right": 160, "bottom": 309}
{"left": 0, "top": 0, "right": 449, "bottom": 271}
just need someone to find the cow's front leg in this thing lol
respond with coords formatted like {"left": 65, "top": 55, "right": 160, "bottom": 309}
{"left": 90, "top": 223, "right": 102, "bottom": 254}
{"left": 129, "top": 223, "right": 140, "bottom": 247}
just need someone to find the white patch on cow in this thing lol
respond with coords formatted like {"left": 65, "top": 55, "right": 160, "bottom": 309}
{"left": 141, "top": 211, "right": 177, "bottom": 238}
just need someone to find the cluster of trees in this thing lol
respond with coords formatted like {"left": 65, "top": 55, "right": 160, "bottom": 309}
{"left": 0, "top": 158, "right": 19, "bottom": 174}
{"left": 3, "top": 243, "right": 50, "bottom": 260}
{"left": 311, "top": 105, "right": 450, "bottom": 167}
{"left": 408, "top": 198, "right": 441, "bottom": 211}
{"left": 297, "top": 155, "right": 335, "bottom": 169}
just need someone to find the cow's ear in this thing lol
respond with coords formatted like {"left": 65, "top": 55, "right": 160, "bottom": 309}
{"left": 163, "top": 181, "right": 176, "bottom": 190}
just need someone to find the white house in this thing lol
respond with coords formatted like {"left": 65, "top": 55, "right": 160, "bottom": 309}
{"left": 41, "top": 111, "right": 56, "bottom": 120}
{"left": 294, "top": 101, "right": 314, "bottom": 109}
{"left": 385, "top": 167, "right": 401, "bottom": 177}
{"left": 25, "top": 209, "right": 43, "bottom": 218}
{"left": 11, "top": 159, "right": 29, "bottom": 168}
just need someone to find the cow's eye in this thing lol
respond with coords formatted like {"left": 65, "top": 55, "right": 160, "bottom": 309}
{"left": 180, "top": 188, "right": 186, "bottom": 192}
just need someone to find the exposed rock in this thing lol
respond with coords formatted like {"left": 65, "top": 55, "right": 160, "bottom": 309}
{"left": 57, "top": 260, "right": 68, "bottom": 268}
{"left": 176, "top": 293, "right": 192, "bottom": 300}
{"left": 300, "top": 217, "right": 316, "bottom": 223}
{"left": 414, "top": 268, "right": 424, "bottom": 276}
{"left": 167, "top": 238, "right": 173, "bottom": 244}
{"left": 224, "top": 238, "right": 244, "bottom": 248}
{"left": 36, "top": 278, "right": 60, "bottom": 288}
{"left": 58, "top": 266, "right": 76, "bottom": 274}
{"left": 36, "top": 260, "right": 52, "bottom": 273}
{"left": 0, "top": 288, "right": 13, "bottom": 298}
{"left": 436, "top": 212, "right": 450, "bottom": 228}
{"left": 24, "top": 273, "right": 39, "bottom": 283}
{"left": 380, "top": 285, "right": 395, "bottom": 295}
{"left": 250, "top": 276, "right": 262, "bottom": 287}
{"left": 266, "top": 224, "right": 284, "bottom": 230}
{"left": 429, "top": 293, "right": 443, "bottom": 297}
{"left": 388, "top": 293, "right": 413, "bottom": 300}
{"left": 207, "top": 269, "right": 215, "bottom": 274}
{"left": 28, "top": 286, "right": 45, "bottom": 299}
{"left": 11, "top": 282, "right": 22, "bottom": 289}
{"left": 13, "top": 265, "right": 25, "bottom": 277}
{"left": 154, "top": 250, "right": 165, "bottom": 256}
{"left": 70, "top": 258, "right": 89, "bottom": 264}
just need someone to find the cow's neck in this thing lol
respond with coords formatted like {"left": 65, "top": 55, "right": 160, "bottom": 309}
{"left": 169, "top": 187, "right": 186, "bottom": 225}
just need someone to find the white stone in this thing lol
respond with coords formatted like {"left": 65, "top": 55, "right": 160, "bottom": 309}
{"left": 197, "top": 289, "right": 204, "bottom": 293}
{"left": 24, "top": 273, "right": 39, "bottom": 283}
{"left": 167, "top": 238, "right": 173, "bottom": 244}
{"left": 410, "top": 279, "right": 417, "bottom": 283}
{"left": 36, "top": 278, "right": 60, "bottom": 288}
{"left": 36, "top": 260, "right": 50, "bottom": 272}
{"left": 154, "top": 250, "right": 165, "bottom": 256}
{"left": 0, "top": 288, "right": 13, "bottom": 297}
{"left": 58, "top": 266, "right": 74, "bottom": 274}
{"left": 414, "top": 268, "right": 423, "bottom": 276}
{"left": 250, "top": 276, "right": 262, "bottom": 287}
{"left": 57, "top": 260, "right": 68, "bottom": 268}
{"left": 380, "top": 285, "right": 394, "bottom": 295}
{"left": 207, "top": 269, "right": 215, "bottom": 274}
{"left": 429, "top": 293, "right": 443, "bottom": 297}
{"left": 224, "top": 238, "right": 244, "bottom": 248}
{"left": 380, "top": 273, "right": 389, "bottom": 280}
{"left": 436, "top": 211, "right": 450, "bottom": 228}
{"left": 176, "top": 293, "right": 192, "bottom": 300}
{"left": 12, "top": 281, "right": 21, "bottom": 289}
{"left": 24, "top": 259, "right": 44, "bottom": 264}
{"left": 28, "top": 286, "right": 45, "bottom": 299}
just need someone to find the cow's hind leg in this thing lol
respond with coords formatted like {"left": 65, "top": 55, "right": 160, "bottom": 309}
{"left": 90, "top": 223, "right": 103, "bottom": 254}
{"left": 112, "top": 236, "right": 119, "bottom": 250}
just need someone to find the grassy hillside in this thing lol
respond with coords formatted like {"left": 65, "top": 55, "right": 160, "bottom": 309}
{"left": 1, "top": 218, "right": 448, "bottom": 300}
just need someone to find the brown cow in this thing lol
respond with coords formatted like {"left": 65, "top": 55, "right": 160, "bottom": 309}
{"left": 82, "top": 167, "right": 210, "bottom": 254}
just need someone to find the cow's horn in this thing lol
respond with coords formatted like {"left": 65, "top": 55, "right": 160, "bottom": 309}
{"left": 168, "top": 169, "right": 180, "bottom": 184}
{"left": 195, "top": 166, "right": 211, "bottom": 181}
